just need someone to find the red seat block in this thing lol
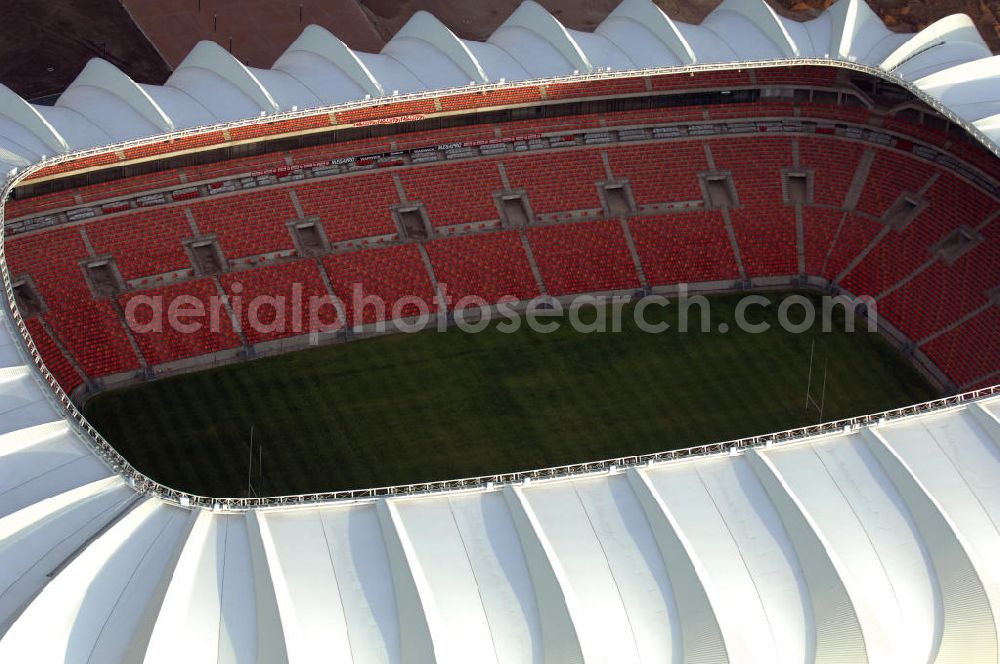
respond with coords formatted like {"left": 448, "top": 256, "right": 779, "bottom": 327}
{"left": 425, "top": 231, "right": 539, "bottom": 306}
{"left": 120, "top": 278, "right": 242, "bottom": 365}
{"left": 6, "top": 227, "right": 140, "bottom": 377}
{"left": 527, "top": 220, "right": 640, "bottom": 295}
{"left": 189, "top": 188, "right": 298, "bottom": 258}
{"left": 296, "top": 173, "right": 399, "bottom": 243}
{"left": 322, "top": 245, "right": 437, "bottom": 327}
{"left": 631, "top": 213, "right": 739, "bottom": 285}
{"left": 86, "top": 208, "right": 192, "bottom": 280}
{"left": 504, "top": 151, "right": 605, "bottom": 214}
{"left": 400, "top": 162, "right": 502, "bottom": 228}
{"left": 220, "top": 262, "right": 337, "bottom": 345}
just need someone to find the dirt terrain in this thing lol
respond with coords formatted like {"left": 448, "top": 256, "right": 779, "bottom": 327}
{"left": 1, "top": 0, "right": 998, "bottom": 100}
{"left": 0, "top": 0, "right": 171, "bottom": 100}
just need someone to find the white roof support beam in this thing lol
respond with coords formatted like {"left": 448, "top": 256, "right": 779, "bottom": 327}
{"left": 969, "top": 401, "right": 1000, "bottom": 450}
{"left": 502, "top": 485, "right": 590, "bottom": 662}
{"left": 392, "top": 12, "right": 488, "bottom": 84}
{"left": 0, "top": 85, "right": 68, "bottom": 155}
{"left": 0, "top": 497, "right": 155, "bottom": 662}
{"left": 172, "top": 41, "right": 279, "bottom": 113}
{"left": 973, "top": 112, "right": 1000, "bottom": 145}
{"left": 122, "top": 508, "right": 200, "bottom": 662}
{"left": 714, "top": 0, "right": 799, "bottom": 58}
{"left": 244, "top": 512, "right": 290, "bottom": 664}
{"left": 140, "top": 508, "right": 215, "bottom": 663}
{"left": 246, "top": 512, "right": 310, "bottom": 663}
{"left": 0, "top": 420, "right": 74, "bottom": 459}
{"left": 746, "top": 449, "right": 882, "bottom": 662}
{"left": 826, "top": 0, "right": 882, "bottom": 61}
{"left": 625, "top": 468, "right": 730, "bottom": 662}
{"left": 64, "top": 59, "right": 174, "bottom": 132}
{"left": 0, "top": 475, "right": 121, "bottom": 542}
{"left": 915, "top": 55, "right": 1000, "bottom": 121}
{"left": 861, "top": 427, "right": 999, "bottom": 661}
{"left": 602, "top": 0, "right": 695, "bottom": 64}
{"left": 499, "top": 1, "right": 591, "bottom": 73}
{"left": 0, "top": 368, "right": 59, "bottom": 435}
{"left": 882, "top": 14, "right": 990, "bottom": 74}
{"left": 0, "top": 477, "right": 130, "bottom": 634}
{"left": 276, "top": 25, "right": 383, "bottom": 98}
{"left": 374, "top": 499, "right": 443, "bottom": 663}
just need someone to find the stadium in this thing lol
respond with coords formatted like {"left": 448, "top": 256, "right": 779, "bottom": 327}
{"left": 1, "top": 0, "right": 1000, "bottom": 661}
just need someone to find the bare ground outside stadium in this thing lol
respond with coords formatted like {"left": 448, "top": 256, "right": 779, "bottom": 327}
{"left": 81, "top": 291, "right": 938, "bottom": 497}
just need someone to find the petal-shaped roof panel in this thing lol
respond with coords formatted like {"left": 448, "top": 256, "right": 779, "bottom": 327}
{"left": 354, "top": 52, "right": 427, "bottom": 94}
{"left": 382, "top": 37, "right": 474, "bottom": 89}
{"left": 392, "top": 12, "right": 488, "bottom": 85}
{"left": 701, "top": 11, "right": 786, "bottom": 60}
{"left": 496, "top": 0, "right": 590, "bottom": 73}
{"left": 917, "top": 56, "right": 1000, "bottom": 122}
{"left": 30, "top": 105, "right": 110, "bottom": 151}
{"left": 602, "top": 0, "right": 695, "bottom": 65}
{"left": 596, "top": 18, "right": 685, "bottom": 68}
{"left": 55, "top": 86, "right": 159, "bottom": 141}
{"left": 858, "top": 31, "right": 911, "bottom": 65}
{"left": 712, "top": 0, "right": 798, "bottom": 57}
{"left": 165, "top": 68, "right": 263, "bottom": 123}
{"left": 271, "top": 51, "right": 370, "bottom": 105}
{"left": 0, "top": 116, "right": 48, "bottom": 161}
{"left": 249, "top": 67, "right": 321, "bottom": 112}
{"left": 489, "top": 25, "right": 576, "bottom": 77}
{"left": 566, "top": 30, "right": 635, "bottom": 70}
{"left": 171, "top": 40, "right": 278, "bottom": 113}
{"left": 801, "top": 10, "right": 835, "bottom": 57}
{"left": 0, "top": 85, "right": 67, "bottom": 154}
{"left": 139, "top": 83, "right": 217, "bottom": 128}
{"left": 462, "top": 40, "right": 532, "bottom": 82}
{"left": 892, "top": 42, "right": 993, "bottom": 81}
{"left": 66, "top": 59, "right": 173, "bottom": 132}
{"left": 674, "top": 22, "right": 739, "bottom": 64}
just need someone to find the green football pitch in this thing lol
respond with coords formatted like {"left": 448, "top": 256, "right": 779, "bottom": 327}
{"left": 83, "top": 292, "right": 938, "bottom": 497}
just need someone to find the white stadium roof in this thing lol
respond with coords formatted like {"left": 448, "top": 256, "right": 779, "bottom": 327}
{"left": 2, "top": 0, "right": 1000, "bottom": 661}
{"left": 0, "top": 0, "right": 1000, "bottom": 173}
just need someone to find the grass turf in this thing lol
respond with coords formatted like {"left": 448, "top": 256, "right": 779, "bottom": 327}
{"left": 83, "top": 292, "right": 938, "bottom": 497}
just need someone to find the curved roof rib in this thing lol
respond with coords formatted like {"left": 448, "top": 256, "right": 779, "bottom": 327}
{"left": 492, "top": 0, "right": 591, "bottom": 74}
{"left": 0, "top": 84, "right": 67, "bottom": 155}
{"left": 275, "top": 25, "right": 383, "bottom": 99}
{"left": 626, "top": 468, "right": 730, "bottom": 661}
{"left": 862, "top": 427, "right": 999, "bottom": 660}
{"left": 748, "top": 447, "right": 886, "bottom": 661}
{"left": 916, "top": 55, "right": 1000, "bottom": 123}
{"left": 376, "top": 499, "right": 448, "bottom": 663}
{"left": 502, "top": 485, "right": 590, "bottom": 663}
{"left": 881, "top": 14, "right": 991, "bottom": 79}
{"left": 827, "top": 0, "right": 896, "bottom": 63}
{"left": 709, "top": 0, "right": 800, "bottom": 58}
{"left": 389, "top": 11, "right": 488, "bottom": 85}
{"left": 170, "top": 40, "right": 279, "bottom": 115}
{"left": 599, "top": 0, "right": 695, "bottom": 65}
{"left": 63, "top": 59, "right": 174, "bottom": 133}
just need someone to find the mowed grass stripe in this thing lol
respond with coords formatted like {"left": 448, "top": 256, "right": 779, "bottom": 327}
{"left": 84, "top": 292, "right": 938, "bottom": 496}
